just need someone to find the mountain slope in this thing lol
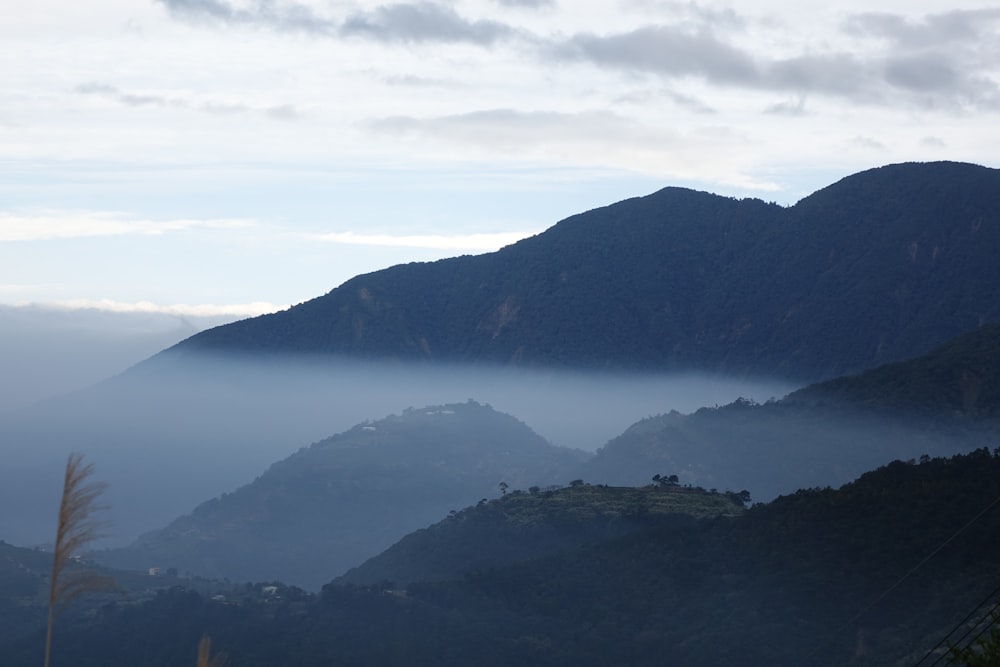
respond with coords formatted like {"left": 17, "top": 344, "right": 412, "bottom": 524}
{"left": 337, "top": 482, "right": 745, "bottom": 587}
{"left": 12, "top": 449, "right": 1000, "bottom": 667}
{"left": 166, "top": 161, "right": 1000, "bottom": 381}
{"left": 580, "top": 325, "right": 1000, "bottom": 498}
{"left": 96, "top": 401, "right": 587, "bottom": 589}
{"left": 787, "top": 323, "right": 1000, "bottom": 418}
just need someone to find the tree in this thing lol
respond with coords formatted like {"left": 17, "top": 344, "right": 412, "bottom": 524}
{"left": 652, "top": 474, "right": 680, "bottom": 488}
{"left": 949, "top": 607, "right": 1000, "bottom": 666}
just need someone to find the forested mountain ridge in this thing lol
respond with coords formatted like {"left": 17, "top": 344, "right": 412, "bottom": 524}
{"left": 581, "top": 324, "right": 1000, "bottom": 498}
{"left": 96, "top": 401, "right": 587, "bottom": 590}
{"left": 10, "top": 449, "right": 1000, "bottom": 666}
{"left": 163, "top": 161, "right": 1000, "bottom": 382}
{"left": 337, "top": 482, "right": 745, "bottom": 587}
{"left": 786, "top": 323, "right": 1000, "bottom": 419}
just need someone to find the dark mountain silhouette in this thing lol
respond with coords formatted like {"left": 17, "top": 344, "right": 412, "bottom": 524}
{"left": 337, "top": 482, "right": 745, "bottom": 588}
{"left": 96, "top": 401, "right": 587, "bottom": 590}
{"left": 580, "top": 324, "right": 1000, "bottom": 499}
{"left": 9, "top": 449, "right": 1000, "bottom": 666}
{"left": 164, "top": 161, "right": 1000, "bottom": 382}
{"left": 786, "top": 323, "right": 1000, "bottom": 418}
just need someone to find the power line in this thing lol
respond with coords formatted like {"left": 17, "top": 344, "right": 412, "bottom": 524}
{"left": 916, "top": 591, "right": 1000, "bottom": 667}
{"left": 806, "top": 492, "right": 1000, "bottom": 663}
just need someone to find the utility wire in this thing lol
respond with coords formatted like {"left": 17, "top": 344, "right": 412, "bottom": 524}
{"left": 807, "top": 492, "right": 1000, "bottom": 663}
{"left": 926, "top": 609, "right": 1000, "bottom": 667}
{"left": 917, "top": 592, "right": 1000, "bottom": 667}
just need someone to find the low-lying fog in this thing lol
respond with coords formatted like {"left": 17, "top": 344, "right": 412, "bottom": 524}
{"left": 0, "top": 350, "right": 791, "bottom": 549}
{"left": 0, "top": 305, "right": 237, "bottom": 413}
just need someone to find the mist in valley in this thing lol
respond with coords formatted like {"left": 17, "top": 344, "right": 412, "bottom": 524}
{"left": 0, "top": 347, "right": 792, "bottom": 550}
{"left": 0, "top": 305, "right": 238, "bottom": 413}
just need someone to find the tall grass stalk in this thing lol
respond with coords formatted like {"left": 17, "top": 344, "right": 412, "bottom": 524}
{"left": 43, "top": 452, "right": 110, "bottom": 667}
{"left": 197, "top": 634, "right": 228, "bottom": 667}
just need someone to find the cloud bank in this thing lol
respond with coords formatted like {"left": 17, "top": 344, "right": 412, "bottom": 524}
{"left": 311, "top": 229, "right": 539, "bottom": 251}
{"left": 0, "top": 212, "right": 252, "bottom": 242}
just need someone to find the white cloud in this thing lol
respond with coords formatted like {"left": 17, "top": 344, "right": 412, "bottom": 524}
{"left": 310, "top": 229, "right": 539, "bottom": 251}
{"left": 368, "top": 108, "right": 782, "bottom": 191}
{"left": 0, "top": 212, "right": 253, "bottom": 242}
{"left": 30, "top": 299, "right": 284, "bottom": 317}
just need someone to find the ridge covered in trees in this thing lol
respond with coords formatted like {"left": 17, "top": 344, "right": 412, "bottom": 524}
{"left": 5, "top": 449, "right": 1000, "bottom": 666}
{"left": 163, "top": 161, "right": 1000, "bottom": 382}
{"left": 580, "top": 323, "right": 1000, "bottom": 499}
{"left": 96, "top": 401, "right": 586, "bottom": 589}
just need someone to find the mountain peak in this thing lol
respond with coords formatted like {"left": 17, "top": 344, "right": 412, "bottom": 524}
{"left": 157, "top": 161, "right": 1000, "bottom": 382}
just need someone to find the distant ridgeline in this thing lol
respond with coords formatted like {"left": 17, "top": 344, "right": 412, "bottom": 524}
{"left": 8, "top": 448, "right": 1000, "bottom": 667}
{"left": 96, "top": 401, "right": 587, "bottom": 590}
{"left": 162, "top": 161, "right": 1000, "bottom": 382}
{"left": 580, "top": 324, "right": 1000, "bottom": 499}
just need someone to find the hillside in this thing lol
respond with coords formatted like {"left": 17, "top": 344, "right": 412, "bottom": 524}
{"left": 0, "top": 539, "right": 242, "bottom": 660}
{"left": 787, "top": 323, "right": 1000, "bottom": 418}
{"left": 4, "top": 160, "right": 996, "bottom": 550}
{"left": 337, "top": 482, "right": 745, "bottom": 587}
{"left": 165, "top": 161, "right": 1000, "bottom": 382}
{"left": 96, "top": 401, "right": 587, "bottom": 589}
{"left": 9, "top": 449, "right": 1000, "bottom": 666}
{"left": 580, "top": 325, "right": 1000, "bottom": 498}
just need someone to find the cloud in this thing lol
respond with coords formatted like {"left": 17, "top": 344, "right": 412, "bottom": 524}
{"left": 883, "top": 53, "right": 958, "bottom": 92}
{"left": 367, "top": 108, "right": 781, "bottom": 191}
{"left": 340, "top": 3, "right": 516, "bottom": 45}
{"left": 554, "top": 30, "right": 877, "bottom": 101}
{"left": 494, "top": 0, "right": 555, "bottom": 8}
{"left": 75, "top": 81, "right": 300, "bottom": 119}
{"left": 369, "top": 108, "right": 673, "bottom": 156}
{"left": 76, "top": 82, "right": 179, "bottom": 108}
{"left": 839, "top": 9, "right": 1000, "bottom": 108}
{"left": 155, "top": 0, "right": 336, "bottom": 34}
{"left": 0, "top": 212, "right": 252, "bottom": 242}
{"left": 849, "top": 136, "right": 887, "bottom": 151}
{"left": 620, "top": 0, "right": 747, "bottom": 30}
{"left": 553, "top": 25, "right": 757, "bottom": 83}
{"left": 381, "top": 73, "right": 466, "bottom": 88}
{"left": 842, "top": 9, "right": 1000, "bottom": 48}
{"left": 920, "top": 135, "right": 946, "bottom": 148}
{"left": 310, "top": 230, "right": 539, "bottom": 251}
{"left": 158, "top": 0, "right": 520, "bottom": 46}
{"left": 548, "top": 15, "right": 1000, "bottom": 110}
{"left": 613, "top": 88, "right": 715, "bottom": 114}
{"left": 265, "top": 104, "right": 299, "bottom": 120}
{"left": 31, "top": 299, "right": 285, "bottom": 318}
{"left": 764, "top": 96, "right": 807, "bottom": 116}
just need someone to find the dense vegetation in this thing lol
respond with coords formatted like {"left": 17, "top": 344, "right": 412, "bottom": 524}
{"left": 97, "top": 401, "right": 586, "bottom": 589}
{"left": 6, "top": 449, "right": 1000, "bottom": 666}
{"left": 788, "top": 324, "right": 1000, "bottom": 419}
{"left": 98, "top": 324, "right": 1000, "bottom": 590}
{"left": 166, "top": 161, "right": 1000, "bottom": 382}
{"left": 338, "top": 481, "right": 745, "bottom": 587}
{"left": 0, "top": 540, "right": 235, "bottom": 660}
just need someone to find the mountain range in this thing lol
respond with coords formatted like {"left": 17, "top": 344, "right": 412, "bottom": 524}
{"left": 166, "top": 160, "right": 1000, "bottom": 382}
{"left": 2, "top": 160, "right": 1000, "bottom": 665}
{"left": 97, "top": 400, "right": 586, "bottom": 589}
{"left": 580, "top": 324, "right": 1000, "bottom": 498}
{"left": 94, "top": 322, "right": 1000, "bottom": 589}
{"left": 8, "top": 448, "right": 1000, "bottom": 666}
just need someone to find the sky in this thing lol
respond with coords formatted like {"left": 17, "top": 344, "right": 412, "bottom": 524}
{"left": 2, "top": 0, "right": 999, "bottom": 316}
